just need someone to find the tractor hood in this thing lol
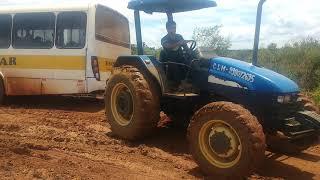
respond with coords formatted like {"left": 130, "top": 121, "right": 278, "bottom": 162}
{"left": 208, "top": 57, "right": 299, "bottom": 93}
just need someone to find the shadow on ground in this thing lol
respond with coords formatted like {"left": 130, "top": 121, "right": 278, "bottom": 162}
{"left": 111, "top": 126, "right": 319, "bottom": 179}
{"left": 254, "top": 151, "right": 318, "bottom": 180}
{"left": 3, "top": 96, "right": 104, "bottom": 113}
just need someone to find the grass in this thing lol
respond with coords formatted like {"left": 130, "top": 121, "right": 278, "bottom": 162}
{"left": 311, "top": 87, "right": 320, "bottom": 106}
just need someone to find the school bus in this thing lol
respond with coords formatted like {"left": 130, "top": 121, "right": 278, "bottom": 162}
{"left": 0, "top": 3, "right": 131, "bottom": 102}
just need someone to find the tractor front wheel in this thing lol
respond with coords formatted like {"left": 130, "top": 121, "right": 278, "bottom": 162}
{"left": 188, "top": 102, "right": 266, "bottom": 178}
{"left": 105, "top": 65, "right": 160, "bottom": 140}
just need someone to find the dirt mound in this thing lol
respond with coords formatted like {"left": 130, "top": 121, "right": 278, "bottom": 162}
{"left": 0, "top": 96, "right": 319, "bottom": 179}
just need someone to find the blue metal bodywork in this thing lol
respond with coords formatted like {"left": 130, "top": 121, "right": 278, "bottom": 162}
{"left": 208, "top": 57, "right": 299, "bottom": 94}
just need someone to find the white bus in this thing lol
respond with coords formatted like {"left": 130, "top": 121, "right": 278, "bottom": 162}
{"left": 0, "top": 3, "right": 131, "bottom": 102}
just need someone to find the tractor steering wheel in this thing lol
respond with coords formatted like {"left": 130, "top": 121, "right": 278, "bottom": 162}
{"left": 182, "top": 40, "right": 197, "bottom": 60}
{"left": 187, "top": 40, "right": 197, "bottom": 51}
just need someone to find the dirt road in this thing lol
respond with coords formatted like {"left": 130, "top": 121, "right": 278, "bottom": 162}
{"left": 0, "top": 96, "right": 319, "bottom": 179}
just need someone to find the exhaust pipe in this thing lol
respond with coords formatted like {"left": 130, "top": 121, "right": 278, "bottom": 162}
{"left": 134, "top": 10, "right": 144, "bottom": 55}
{"left": 252, "top": 0, "right": 266, "bottom": 66}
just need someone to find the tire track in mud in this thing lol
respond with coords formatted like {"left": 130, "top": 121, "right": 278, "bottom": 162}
{"left": 0, "top": 96, "right": 319, "bottom": 179}
{"left": 0, "top": 97, "right": 198, "bottom": 179}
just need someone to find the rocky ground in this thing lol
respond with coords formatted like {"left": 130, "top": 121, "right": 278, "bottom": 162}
{"left": 0, "top": 96, "right": 319, "bottom": 180}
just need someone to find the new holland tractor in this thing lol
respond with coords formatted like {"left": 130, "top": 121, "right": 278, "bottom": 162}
{"left": 105, "top": 0, "right": 320, "bottom": 177}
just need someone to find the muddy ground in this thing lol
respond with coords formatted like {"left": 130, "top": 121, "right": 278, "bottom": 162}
{"left": 0, "top": 96, "right": 319, "bottom": 180}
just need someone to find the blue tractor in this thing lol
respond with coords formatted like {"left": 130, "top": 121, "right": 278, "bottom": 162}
{"left": 105, "top": 0, "right": 320, "bottom": 177}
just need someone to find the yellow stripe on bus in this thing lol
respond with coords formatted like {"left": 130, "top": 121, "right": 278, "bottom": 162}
{"left": 0, "top": 55, "right": 117, "bottom": 72}
{"left": 98, "top": 57, "right": 115, "bottom": 72}
{"left": 0, "top": 55, "right": 86, "bottom": 70}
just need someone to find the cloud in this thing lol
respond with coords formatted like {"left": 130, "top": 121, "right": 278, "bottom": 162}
{"left": 1, "top": 0, "right": 319, "bottom": 49}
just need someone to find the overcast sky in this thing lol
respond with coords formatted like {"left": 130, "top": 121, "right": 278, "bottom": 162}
{"left": 1, "top": 0, "right": 319, "bottom": 49}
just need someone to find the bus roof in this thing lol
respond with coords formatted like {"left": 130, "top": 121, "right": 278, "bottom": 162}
{"left": 0, "top": 3, "right": 104, "bottom": 14}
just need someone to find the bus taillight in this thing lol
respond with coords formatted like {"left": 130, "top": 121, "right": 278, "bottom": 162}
{"left": 91, "top": 56, "right": 100, "bottom": 81}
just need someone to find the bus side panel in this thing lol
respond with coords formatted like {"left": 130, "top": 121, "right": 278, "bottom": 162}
{"left": 0, "top": 10, "right": 89, "bottom": 96}
{"left": 6, "top": 77, "right": 41, "bottom": 95}
{"left": 0, "top": 49, "right": 87, "bottom": 96}
{"left": 42, "top": 79, "right": 86, "bottom": 94}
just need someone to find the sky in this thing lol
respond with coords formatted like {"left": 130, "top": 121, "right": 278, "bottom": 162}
{"left": 1, "top": 0, "right": 319, "bottom": 49}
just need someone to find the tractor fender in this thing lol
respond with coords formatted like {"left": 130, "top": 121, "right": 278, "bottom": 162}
{"left": 113, "top": 55, "right": 165, "bottom": 93}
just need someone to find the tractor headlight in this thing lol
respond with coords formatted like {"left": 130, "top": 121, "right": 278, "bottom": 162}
{"left": 277, "top": 95, "right": 291, "bottom": 103}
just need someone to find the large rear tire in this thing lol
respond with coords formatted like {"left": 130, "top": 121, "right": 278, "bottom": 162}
{"left": 188, "top": 102, "right": 266, "bottom": 178}
{"left": 105, "top": 65, "right": 160, "bottom": 140}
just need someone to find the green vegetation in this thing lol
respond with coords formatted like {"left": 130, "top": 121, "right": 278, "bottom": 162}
{"left": 228, "top": 38, "right": 320, "bottom": 105}
{"left": 229, "top": 38, "right": 320, "bottom": 91}
{"left": 312, "top": 87, "right": 320, "bottom": 105}
{"left": 192, "top": 25, "right": 231, "bottom": 56}
{"left": 131, "top": 26, "right": 320, "bottom": 105}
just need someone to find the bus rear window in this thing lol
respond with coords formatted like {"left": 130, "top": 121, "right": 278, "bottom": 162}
{"left": 95, "top": 5, "right": 130, "bottom": 48}
{"left": 13, "top": 13, "right": 55, "bottom": 49}
{"left": 56, "top": 12, "right": 87, "bottom": 49}
{"left": 0, "top": 14, "right": 11, "bottom": 49}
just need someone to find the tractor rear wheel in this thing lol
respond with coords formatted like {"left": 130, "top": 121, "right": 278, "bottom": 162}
{"left": 298, "top": 93, "right": 319, "bottom": 113}
{"left": 188, "top": 102, "right": 265, "bottom": 178}
{"left": 105, "top": 65, "right": 160, "bottom": 140}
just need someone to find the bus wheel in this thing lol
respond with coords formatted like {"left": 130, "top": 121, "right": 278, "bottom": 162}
{"left": 188, "top": 102, "right": 266, "bottom": 178}
{"left": 105, "top": 65, "right": 160, "bottom": 140}
{"left": 0, "top": 78, "right": 5, "bottom": 105}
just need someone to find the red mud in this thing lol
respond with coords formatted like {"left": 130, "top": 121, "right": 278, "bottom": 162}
{"left": 0, "top": 96, "right": 319, "bottom": 179}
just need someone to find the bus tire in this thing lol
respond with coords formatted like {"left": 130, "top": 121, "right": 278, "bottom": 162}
{"left": 188, "top": 102, "right": 266, "bottom": 178}
{"left": 105, "top": 65, "right": 160, "bottom": 140}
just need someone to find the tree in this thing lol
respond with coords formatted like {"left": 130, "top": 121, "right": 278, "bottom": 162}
{"left": 267, "top": 43, "right": 277, "bottom": 51}
{"left": 192, "top": 25, "right": 231, "bottom": 56}
{"left": 131, "top": 43, "right": 162, "bottom": 58}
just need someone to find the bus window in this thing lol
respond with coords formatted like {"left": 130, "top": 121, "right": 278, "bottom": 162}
{"left": 56, "top": 12, "right": 87, "bottom": 49}
{"left": 0, "top": 14, "right": 12, "bottom": 48}
{"left": 95, "top": 5, "right": 130, "bottom": 48}
{"left": 13, "top": 13, "right": 55, "bottom": 49}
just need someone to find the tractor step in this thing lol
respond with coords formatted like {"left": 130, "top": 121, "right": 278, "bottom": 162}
{"left": 164, "top": 92, "right": 199, "bottom": 98}
{"left": 284, "top": 117, "right": 302, "bottom": 132}
{"left": 287, "top": 129, "right": 316, "bottom": 138}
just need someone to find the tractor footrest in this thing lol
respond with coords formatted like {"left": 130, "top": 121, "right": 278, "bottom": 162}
{"left": 284, "top": 117, "right": 302, "bottom": 132}
{"left": 164, "top": 92, "right": 199, "bottom": 98}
